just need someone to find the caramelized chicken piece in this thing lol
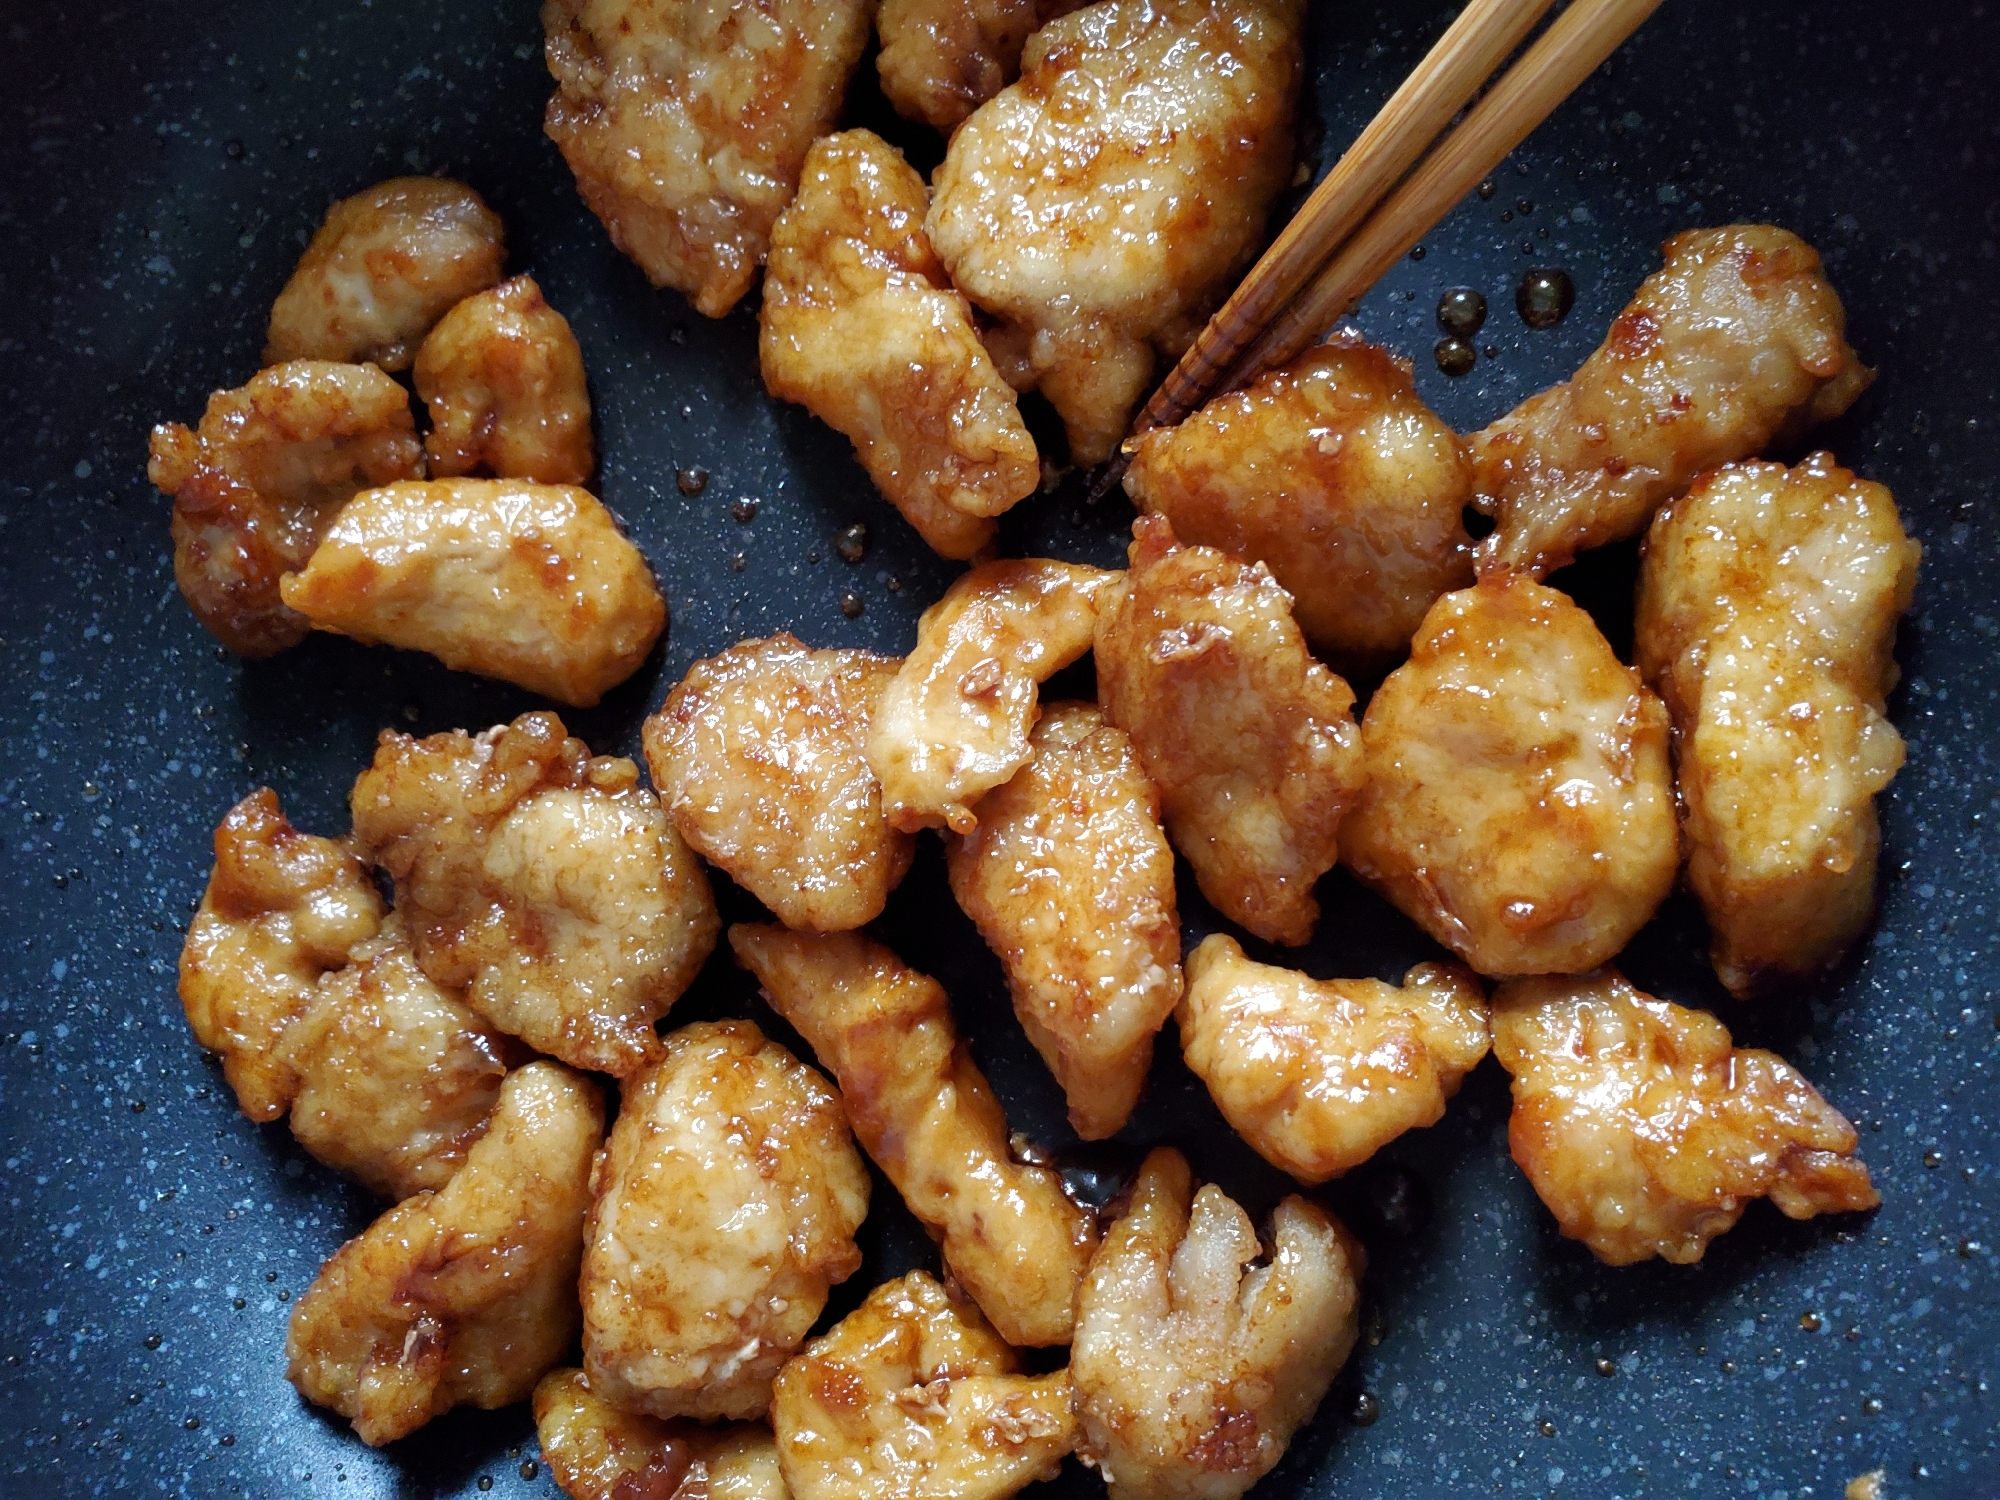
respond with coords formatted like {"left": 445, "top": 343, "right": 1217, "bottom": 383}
{"left": 178, "top": 788, "right": 385, "bottom": 1122}
{"left": 287, "top": 1061, "right": 604, "bottom": 1445}
{"left": 868, "top": 559, "right": 1114, "bottom": 832}
{"left": 1491, "top": 970, "right": 1879, "bottom": 1265}
{"left": 645, "top": 637, "right": 913, "bottom": 932}
{"left": 351, "top": 712, "right": 718, "bottom": 1076}
{"left": 1636, "top": 455, "right": 1920, "bottom": 996}
{"left": 1471, "top": 225, "right": 1873, "bottom": 578}
{"left": 535, "top": 1370, "right": 788, "bottom": 1500}
{"left": 542, "top": 0, "right": 873, "bottom": 318}
{"left": 1096, "top": 516, "right": 1364, "bottom": 946}
{"left": 730, "top": 924, "right": 1098, "bottom": 1347}
{"left": 770, "top": 1271, "right": 1075, "bottom": 1500}
{"left": 875, "top": 0, "right": 1083, "bottom": 132}
{"left": 1341, "top": 577, "right": 1678, "bottom": 977}
{"left": 762, "top": 130, "right": 1036, "bottom": 560}
{"left": 928, "top": 0, "right": 1304, "bottom": 462}
{"left": 265, "top": 177, "right": 506, "bottom": 370}
{"left": 148, "top": 361, "right": 423, "bottom": 656}
{"left": 1073, "top": 1148, "right": 1362, "bottom": 1500}
{"left": 583, "top": 1020, "right": 870, "bottom": 1422}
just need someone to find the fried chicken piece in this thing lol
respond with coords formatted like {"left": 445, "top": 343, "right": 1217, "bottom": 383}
{"left": 770, "top": 1271, "right": 1075, "bottom": 1500}
{"left": 1179, "top": 935, "right": 1487, "bottom": 1184}
{"left": 1096, "top": 515, "right": 1363, "bottom": 946}
{"left": 286, "top": 1061, "right": 604, "bottom": 1446}
{"left": 280, "top": 478, "right": 665, "bottom": 707}
{"left": 265, "top": 177, "right": 506, "bottom": 370}
{"left": 178, "top": 788, "right": 385, "bottom": 1122}
{"left": 645, "top": 637, "right": 913, "bottom": 933}
{"left": 875, "top": 0, "right": 1084, "bottom": 132}
{"left": 1073, "top": 1148, "right": 1362, "bottom": 1500}
{"left": 868, "top": 559, "right": 1114, "bottom": 833}
{"left": 730, "top": 924, "right": 1098, "bottom": 1347}
{"left": 535, "top": 1370, "right": 788, "bottom": 1500}
{"left": 1124, "top": 336, "right": 1474, "bottom": 668}
{"left": 1471, "top": 225, "right": 1874, "bottom": 578}
{"left": 583, "top": 1020, "right": 870, "bottom": 1422}
{"left": 1491, "top": 970, "right": 1879, "bottom": 1265}
{"left": 542, "top": 0, "right": 873, "bottom": 318}
{"left": 927, "top": 0, "right": 1304, "bottom": 462}
{"left": 413, "top": 275, "right": 594, "bottom": 486}
{"left": 762, "top": 130, "right": 1036, "bottom": 560}
{"left": 1341, "top": 576, "right": 1678, "bottom": 977}
{"left": 148, "top": 361, "right": 423, "bottom": 656}
{"left": 947, "top": 704, "right": 1181, "bottom": 1140}
{"left": 350, "top": 712, "right": 718, "bottom": 1076}
{"left": 1636, "top": 455, "right": 1920, "bottom": 996}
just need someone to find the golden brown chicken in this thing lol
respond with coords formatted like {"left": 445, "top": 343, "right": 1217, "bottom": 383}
{"left": 534, "top": 1369, "right": 788, "bottom": 1500}
{"left": 875, "top": 0, "right": 1086, "bottom": 131}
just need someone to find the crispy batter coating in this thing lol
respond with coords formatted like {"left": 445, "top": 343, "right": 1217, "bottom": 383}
{"left": 1124, "top": 336, "right": 1474, "bottom": 668}
{"left": 927, "top": 0, "right": 1304, "bottom": 463}
{"left": 351, "top": 712, "right": 718, "bottom": 1076}
{"left": 868, "top": 559, "right": 1114, "bottom": 833}
{"left": 534, "top": 1369, "right": 788, "bottom": 1500}
{"left": 265, "top": 177, "right": 506, "bottom": 370}
{"left": 1491, "top": 970, "right": 1879, "bottom": 1265}
{"left": 286, "top": 1062, "right": 605, "bottom": 1446}
{"left": 178, "top": 788, "right": 385, "bottom": 1122}
{"left": 542, "top": 0, "right": 872, "bottom": 318}
{"left": 875, "top": 0, "right": 1084, "bottom": 132}
{"left": 770, "top": 1271, "right": 1075, "bottom": 1500}
{"left": 1471, "top": 225, "right": 1874, "bottom": 578}
{"left": 582, "top": 1020, "right": 870, "bottom": 1422}
{"left": 730, "top": 924, "right": 1098, "bottom": 1348}
{"left": 148, "top": 361, "right": 423, "bottom": 656}
{"left": 1341, "top": 576, "right": 1678, "bottom": 977}
{"left": 1636, "top": 455, "right": 1920, "bottom": 996}
{"left": 761, "top": 130, "right": 1035, "bottom": 560}
{"left": 645, "top": 636, "right": 913, "bottom": 933}
{"left": 1073, "top": 1148, "right": 1362, "bottom": 1500}
{"left": 1179, "top": 935, "right": 1487, "bottom": 1184}
{"left": 413, "top": 274, "right": 594, "bottom": 486}
{"left": 948, "top": 704, "right": 1181, "bottom": 1140}
{"left": 1096, "top": 516, "right": 1364, "bottom": 946}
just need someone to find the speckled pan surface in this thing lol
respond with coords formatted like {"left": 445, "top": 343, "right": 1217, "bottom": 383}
{"left": 1, "top": 2, "right": 1995, "bottom": 1497}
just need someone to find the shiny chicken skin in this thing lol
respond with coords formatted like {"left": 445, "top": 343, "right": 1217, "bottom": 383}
{"left": 876, "top": 0, "right": 1084, "bottom": 132}
{"left": 148, "top": 360, "right": 423, "bottom": 656}
{"left": 286, "top": 1061, "right": 604, "bottom": 1446}
{"left": 1491, "top": 970, "right": 1879, "bottom": 1265}
{"left": 1636, "top": 455, "right": 1920, "bottom": 996}
{"left": 645, "top": 636, "right": 913, "bottom": 932}
{"left": 1096, "top": 516, "right": 1365, "bottom": 947}
{"left": 264, "top": 176, "right": 506, "bottom": 370}
{"left": 770, "top": 1270, "right": 1076, "bottom": 1500}
{"left": 761, "top": 130, "right": 1037, "bottom": 561}
{"left": 868, "top": 558, "right": 1114, "bottom": 833}
{"left": 542, "top": 0, "right": 873, "bottom": 318}
{"left": 534, "top": 1369, "right": 788, "bottom": 1500}
{"left": 948, "top": 704, "right": 1182, "bottom": 1140}
{"left": 351, "top": 712, "right": 719, "bottom": 1076}
{"left": 1341, "top": 576, "right": 1679, "bottom": 977}
{"left": 1471, "top": 225, "right": 1873, "bottom": 578}
{"left": 927, "top": 0, "right": 1305, "bottom": 463}
{"left": 730, "top": 924, "right": 1098, "bottom": 1348}
{"left": 582, "top": 1020, "right": 870, "bottom": 1422}
{"left": 1072, "top": 1148, "right": 1362, "bottom": 1500}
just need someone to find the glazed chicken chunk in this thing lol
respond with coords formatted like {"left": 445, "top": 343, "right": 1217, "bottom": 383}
{"left": 286, "top": 1061, "right": 603, "bottom": 1446}
{"left": 1341, "top": 576, "right": 1679, "bottom": 977}
{"left": 1637, "top": 455, "right": 1920, "bottom": 996}
{"left": 867, "top": 558, "right": 1114, "bottom": 833}
{"left": 731, "top": 924, "right": 1098, "bottom": 1348}
{"left": 534, "top": 1369, "right": 788, "bottom": 1500}
{"left": 1096, "top": 516, "right": 1365, "bottom": 946}
{"left": 1073, "top": 1148, "right": 1362, "bottom": 1500}
{"left": 351, "top": 712, "right": 719, "bottom": 1076}
{"left": 876, "top": 0, "right": 1084, "bottom": 132}
{"left": 770, "top": 1271, "right": 1076, "bottom": 1500}
{"left": 1471, "top": 225, "right": 1873, "bottom": 577}
{"left": 1491, "top": 970, "right": 1879, "bottom": 1265}
{"left": 582, "top": 1020, "right": 870, "bottom": 1422}
{"left": 761, "top": 130, "right": 1037, "bottom": 560}
{"left": 927, "top": 0, "right": 1304, "bottom": 462}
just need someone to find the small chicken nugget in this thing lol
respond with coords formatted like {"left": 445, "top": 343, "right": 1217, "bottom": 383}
{"left": 534, "top": 1369, "right": 787, "bottom": 1500}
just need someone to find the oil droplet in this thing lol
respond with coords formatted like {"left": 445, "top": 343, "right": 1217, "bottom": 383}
{"left": 729, "top": 552, "right": 746, "bottom": 573}
{"left": 835, "top": 522, "right": 869, "bottom": 564}
{"left": 1478, "top": 179, "right": 1496, "bottom": 200}
{"left": 143, "top": 1334, "right": 161, "bottom": 1350}
{"left": 1347, "top": 1391, "right": 1380, "bottom": 1426}
{"left": 1434, "top": 337, "right": 1476, "bottom": 377}
{"left": 840, "top": 593, "right": 865, "bottom": 619}
{"left": 1437, "top": 286, "right": 1487, "bottom": 338}
{"left": 1516, "top": 199, "right": 1535, "bottom": 215}
{"left": 1538, "top": 1420, "right": 1556, "bottom": 1437}
{"left": 1517, "top": 268, "right": 1575, "bottom": 329}
{"left": 219, "top": 1434, "right": 234, "bottom": 1447}
{"left": 1923, "top": 1150, "right": 1942, "bottom": 1168}
{"left": 224, "top": 139, "right": 244, "bottom": 159}
{"left": 1594, "top": 1357, "right": 1616, "bottom": 1377}
{"left": 183, "top": 1417, "right": 200, "bottom": 1431}
{"left": 478, "top": 1479, "right": 493, "bottom": 1492}
{"left": 806, "top": 548, "right": 822, "bottom": 564}
{"left": 1846, "top": 1326, "right": 1862, "bottom": 1341}
{"left": 730, "top": 496, "right": 759, "bottom": 523}
{"left": 1409, "top": 244, "right": 1426, "bottom": 262}
{"left": 887, "top": 575, "right": 904, "bottom": 593}
{"left": 1801, "top": 1311, "right": 1822, "bottom": 1331}
{"left": 82, "top": 782, "right": 100, "bottom": 799}
{"left": 1500, "top": 209, "right": 1514, "bottom": 223}
{"left": 519, "top": 1461, "right": 540, "bottom": 1480}
{"left": 1863, "top": 1396, "right": 1884, "bottom": 1415}
{"left": 400, "top": 700, "right": 422, "bottom": 725}
{"left": 1960, "top": 1238, "right": 1984, "bottom": 1257}
{"left": 676, "top": 467, "right": 708, "bottom": 497}
{"left": 1720, "top": 1359, "right": 1737, "bottom": 1374}
{"left": 232, "top": 1298, "right": 245, "bottom": 1310}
